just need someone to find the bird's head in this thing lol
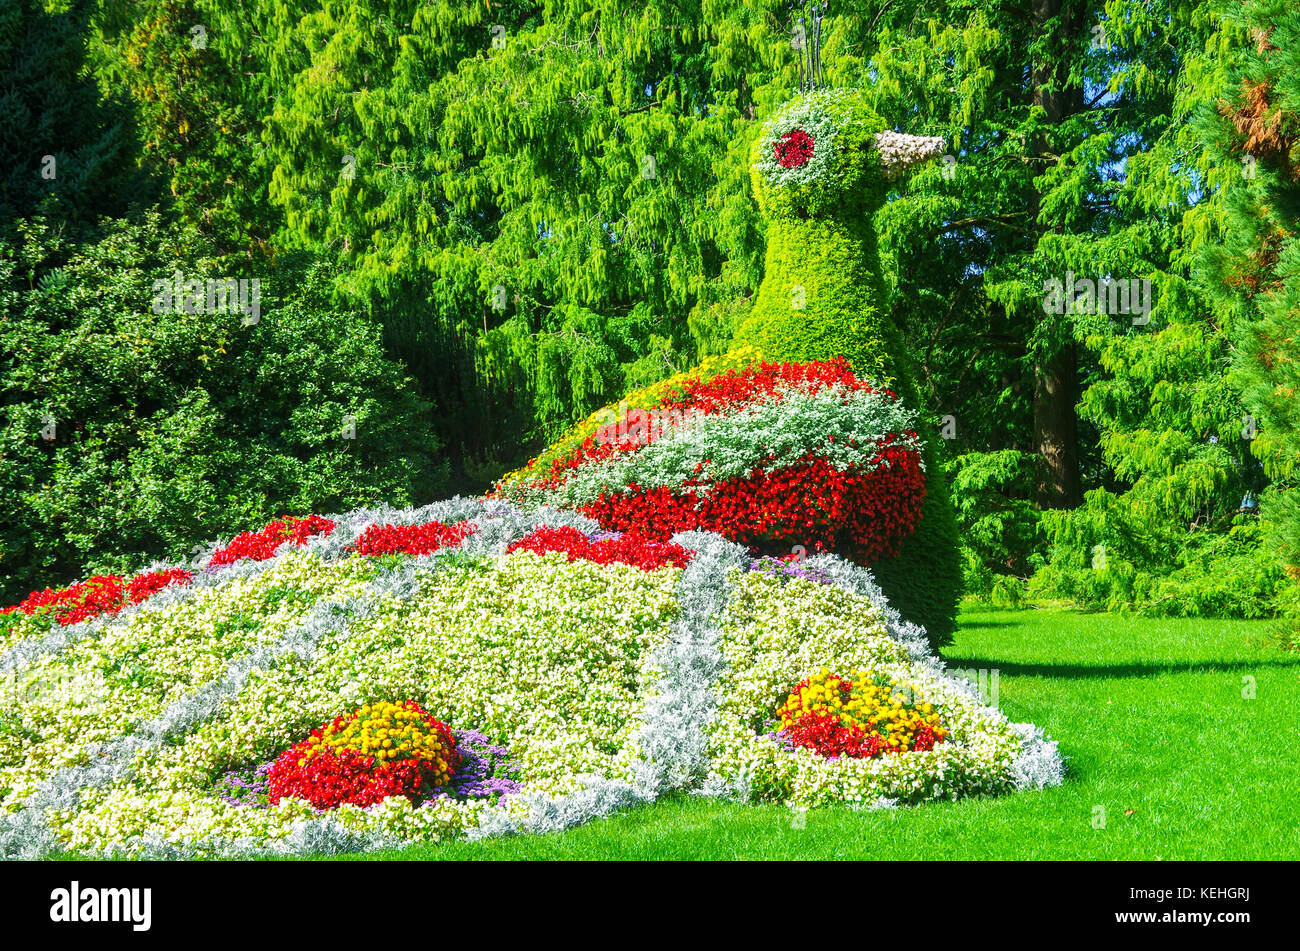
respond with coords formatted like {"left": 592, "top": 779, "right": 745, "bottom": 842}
{"left": 750, "top": 88, "right": 945, "bottom": 221}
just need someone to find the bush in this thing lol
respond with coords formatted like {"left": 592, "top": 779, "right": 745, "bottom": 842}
{"left": 0, "top": 213, "right": 448, "bottom": 603}
{"left": 733, "top": 90, "right": 908, "bottom": 391}
{"left": 1028, "top": 488, "right": 1291, "bottom": 618}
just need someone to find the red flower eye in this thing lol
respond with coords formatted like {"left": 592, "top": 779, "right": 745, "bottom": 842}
{"left": 774, "top": 128, "right": 815, "bottom": 169}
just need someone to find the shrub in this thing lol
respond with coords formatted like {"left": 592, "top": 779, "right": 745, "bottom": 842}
{"left": 0, "top": 215, "right": 449, "bottom": 603}
{"left": 1028, "top": 489, "right": 1291, "bottom": 618}
{"left": 944, "top": 450, "right": 1042, "bottom": 597}
{"left": 868, "top": 440, "right": 964, "bottom": 645}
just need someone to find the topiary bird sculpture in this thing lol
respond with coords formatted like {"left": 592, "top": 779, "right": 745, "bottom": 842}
{"left": 496, "top": 88, "right": 965, "bottom": 642}
{"left": 734, "top": 88, "right": 946, "bottom": 393}
{"left": 730, "top": 87, "right": 964, "bottom": 642}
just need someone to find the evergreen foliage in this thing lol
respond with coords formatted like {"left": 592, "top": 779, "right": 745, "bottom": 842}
{"left": 0, "top": 214, "right": 447, "bottom": 603}
{"left": 1197, "top": 0, "right": 1300, "bottom": 623}
{"left": 0, "top": 0, "right": 149, "bottom": 238}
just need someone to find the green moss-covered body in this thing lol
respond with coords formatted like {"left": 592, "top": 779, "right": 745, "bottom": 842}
{"left": 731, "top": 88, "right": 962, "bottom": 644}
{"left": 735, "top": 215, "right": 907, "bottom": 391}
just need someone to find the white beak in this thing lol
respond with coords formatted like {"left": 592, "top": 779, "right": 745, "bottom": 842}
{"left": 873, "top": 131, "right": 947, "bottom": 181}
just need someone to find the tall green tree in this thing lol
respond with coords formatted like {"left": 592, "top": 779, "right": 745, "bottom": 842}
{"left": 1199, "top": 0, "right": 1300, "bottom": 617}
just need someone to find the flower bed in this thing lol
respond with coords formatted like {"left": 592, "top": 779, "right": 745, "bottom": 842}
{"left": 1, "top": 514, "right": 339, "bottom": 644}
{"left": 268, "top": 701, "right": 459, "bottom": 809}
{"left": 0, "top": 502, "right": 1061, "bottom": 859}
{"left": 208, "top": 515, "right": 336, "bottom": 567}
{"left": 507, "top": 525, "right": 693, "bottom": 570}
{"left": 352, "top": 520, "right": 476, "bottom": 557}
{"left": 495, "top": 359, "right": 926, "bottom": 563}
{"left": 778, "top": 668, "right": 948, "bottom": 759}
{"left": 703, "top": 570, "right": 1028, "bottom": 807}
{"left": 1, "top": 569, "right": 193, "bottom": 633}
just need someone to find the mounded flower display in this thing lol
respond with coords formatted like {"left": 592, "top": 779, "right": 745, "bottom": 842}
{"left": 267, "top": 701, "right": 460, "bottom": 809}
{"left": 495, "top": 359, "right": 927, "bottom": 564}
{"left": 0, "top": 494, "right": 1063, "bottom": 859}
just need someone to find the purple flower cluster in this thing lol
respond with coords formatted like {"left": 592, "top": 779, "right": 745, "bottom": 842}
{"left": 763, "top": 729, "right": 798, "bottom": 752}
{"left": 214, "top": 762, "right": 272, "bottom": 808}
{"left": 747, "top": 555, "right": 833, "bottom": 585}
{"left": 423, "top": 728, "right": 522, "bottom": 804}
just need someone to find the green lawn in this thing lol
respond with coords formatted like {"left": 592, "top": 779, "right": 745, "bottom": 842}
{"left": 328, "top": 606, "right": 1300, "bottom": 860}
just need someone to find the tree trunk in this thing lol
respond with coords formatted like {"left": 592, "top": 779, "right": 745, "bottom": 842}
{"left": 1034, "top": 340, "right": 1082, "bottom": 507}
{"left": 1030, "top": 0, "right": 1084, "bottom": 508}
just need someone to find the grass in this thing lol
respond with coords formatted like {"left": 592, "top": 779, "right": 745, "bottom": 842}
{"left": 323, "top": 606, "right": 1300, "bottom": 860}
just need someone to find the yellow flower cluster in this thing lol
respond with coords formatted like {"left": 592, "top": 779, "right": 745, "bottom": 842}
{"left": 778, "top": 667, "right": 948, "bottom": 753}
{"left": 299, "top": 701, "right": 456, "bottom": 785}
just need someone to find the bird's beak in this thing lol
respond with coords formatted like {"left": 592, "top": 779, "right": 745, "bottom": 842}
{"left": 872, "top": 131, "right": 947, "bottom": 181}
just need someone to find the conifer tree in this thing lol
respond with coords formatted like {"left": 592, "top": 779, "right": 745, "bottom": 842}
{"left": 1200, "top": 0, "right": 1300, "bottom": 595}
{"left": 0, "top": 0, "right": 147, "bottom": 239}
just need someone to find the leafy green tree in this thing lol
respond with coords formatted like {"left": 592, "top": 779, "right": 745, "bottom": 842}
{"left": 0, "top": 213, "right": 448, "bottom": 602}
{"left": 89, "top": 0, "right": 280, "bottom": 254}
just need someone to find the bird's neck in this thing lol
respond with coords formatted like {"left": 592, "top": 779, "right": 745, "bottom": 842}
{"left": 745, "top": 211, "right": 916, "bottom": 397}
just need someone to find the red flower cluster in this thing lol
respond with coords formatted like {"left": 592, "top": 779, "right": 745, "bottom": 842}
{"left": 352, "top": 520, "right": 476, "bottom": 557}
{"left": 661, "top": 358, "right": 881, "bottom": 417}
{"left": 267, "top": 749, "right": 432, "bottom": 810}
{"left": 127, "top": 568, "right": 195, "bottom": 605}
{"left": 786, "top": 711, "right": 889, "bottom": 759}
{"left": 775, "top": 128, "right": 816, "bottom": 169}
{"left": 268, "top": 701, "right": 458, "bottom": 810}
{"left": 785, "top": 715, "right": 943, "bottom": 760}
{"left": 507, "top": 525, "right": 694, "bottom": 571}
{"left": 577, "top": 449, "right": 925, "bottom": 563}
{"left": 3, "top": 568, "right": 193, "bottom": 627}
{"left": 208, "top": 515, "right": 336, "bottom": 567}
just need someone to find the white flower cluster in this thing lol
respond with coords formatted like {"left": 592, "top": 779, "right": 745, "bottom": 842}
{"left": 752, "top": 89, "right": 854, "bottom": 189}
{"left": 872, "top": 130, "right": 947, "bottom": 182}
{"left": 0, "top": 500, "right": 1063, "bottom": 858}
{"left": 514, "top": 381, "right": 921, "bottom": 510}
